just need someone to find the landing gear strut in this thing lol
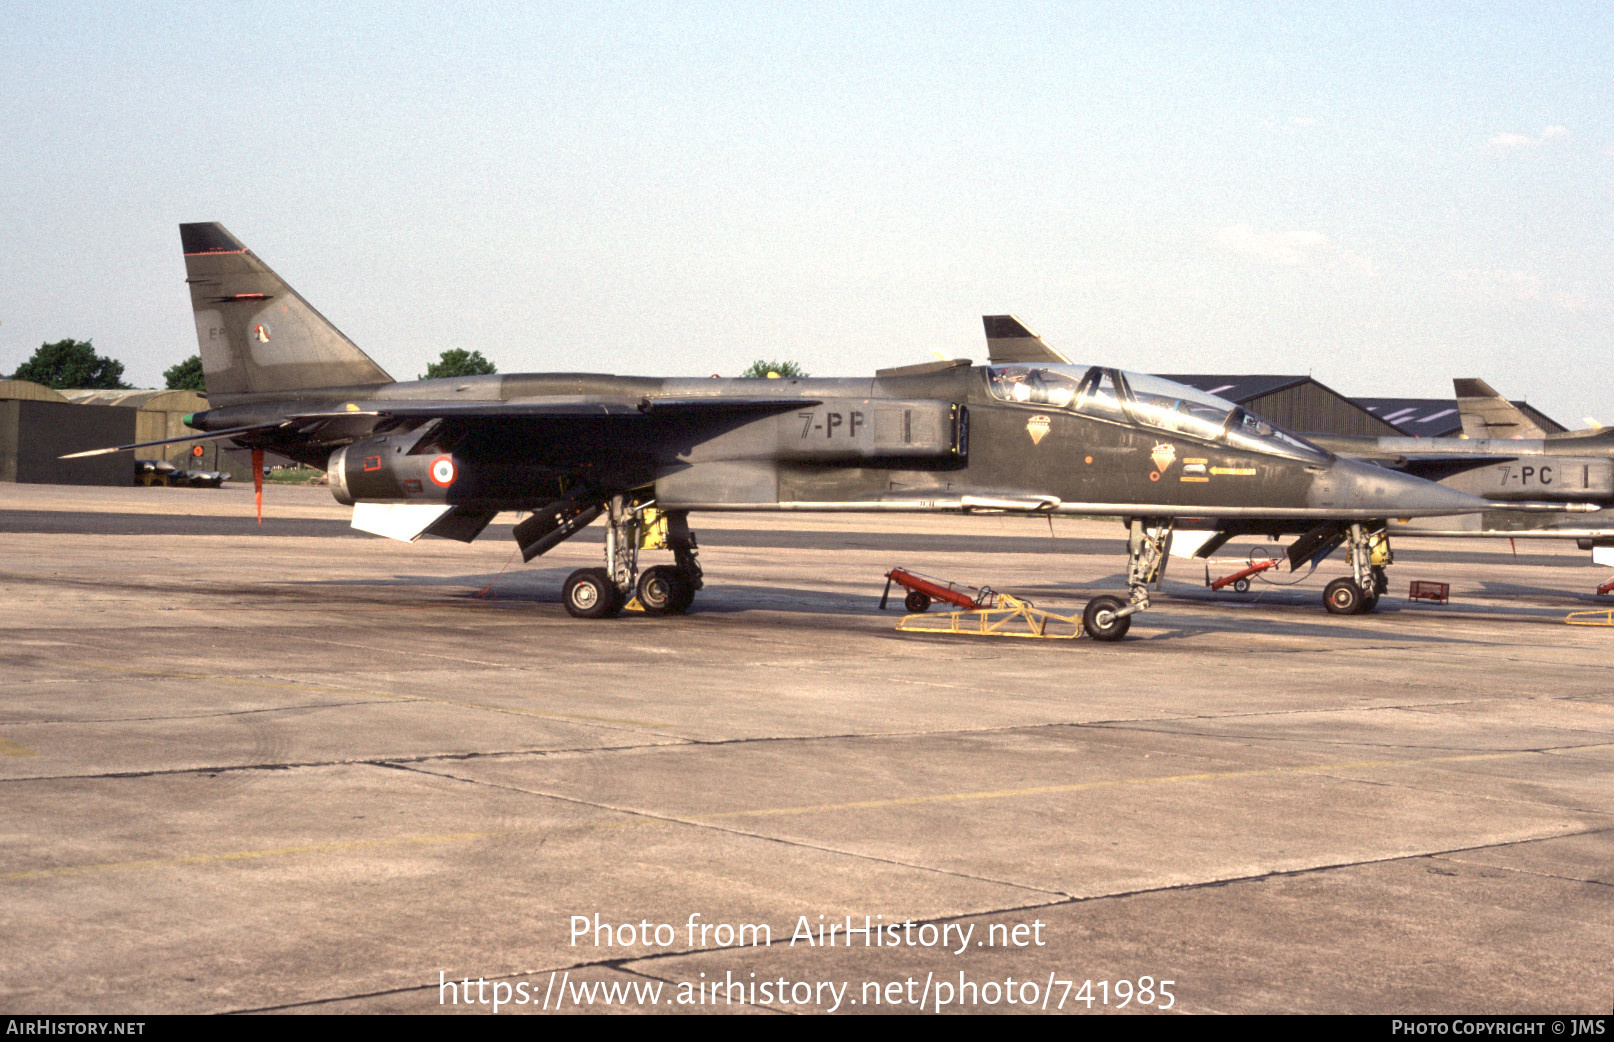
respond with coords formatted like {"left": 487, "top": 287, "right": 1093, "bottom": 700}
{"left": 1323, "top": 523, "right": 1390, "bottom": 615}
{"left": 1083, "top": 519, "right": 1173, "bottom": 641}
{"left": 562, "top": 495, "right": 704, "bottom": 619}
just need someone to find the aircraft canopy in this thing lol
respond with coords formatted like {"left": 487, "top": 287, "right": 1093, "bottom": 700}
{"left": 984, "top": 364, "right": 1330, "bottom": 463}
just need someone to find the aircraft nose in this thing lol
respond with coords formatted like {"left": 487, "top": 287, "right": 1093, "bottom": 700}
{"left": 1307, "top": 457, "right": 1493, "bottom": 517}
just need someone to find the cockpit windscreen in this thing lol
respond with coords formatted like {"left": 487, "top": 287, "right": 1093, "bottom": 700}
{"left": 985, "top": 364, "right": 1330, "bottom": 463}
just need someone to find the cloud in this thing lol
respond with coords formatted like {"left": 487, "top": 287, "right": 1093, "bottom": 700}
{"left": 1210, "top": 223, "right": 1373, "bottom": 274}
{"left": 1486, "top": 126, "right": 1569, "bottom": 152}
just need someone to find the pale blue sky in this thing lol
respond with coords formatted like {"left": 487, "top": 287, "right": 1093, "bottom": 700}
{"left": 3, "top": 2, "right": 1610, "bottom": 425}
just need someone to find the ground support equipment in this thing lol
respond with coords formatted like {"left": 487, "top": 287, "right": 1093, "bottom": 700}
{"left": 895, "top": 592, "right": 1081, "bottom": 641}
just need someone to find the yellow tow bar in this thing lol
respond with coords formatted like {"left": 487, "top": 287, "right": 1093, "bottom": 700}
{"left": 895, "top": 593, "right": 1082, "bottom": 640}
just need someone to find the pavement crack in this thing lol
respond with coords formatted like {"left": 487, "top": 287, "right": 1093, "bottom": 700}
{"left": 387, "top": 761, "right": 1070, "bottom": 900}
{"left": 0, "top": 699, "right": 383, "bottom": 726}
{"left": 0, "top": 741, "right": 691, "bottom": 784}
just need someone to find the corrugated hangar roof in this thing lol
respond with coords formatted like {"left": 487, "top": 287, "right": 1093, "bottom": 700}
{"left": 59, "top": 389, "right": 206, "bottom": 410}
{"left": 1154, "top": 375, "right": 1310, "bottom": 401}
{"left": 0, "top": 379, "right": 71, "bottom": 403}
{"left": 1353, "top": 398, "right": 1463, "bottom": 437}
{"left": 1352, "top": 396, "right": 1567, "bottom": 437}
{"left": 1152, "top": 373, "right": 1403, "bottom": 438}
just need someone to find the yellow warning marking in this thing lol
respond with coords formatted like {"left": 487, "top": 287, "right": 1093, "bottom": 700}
{"left": 10, "top": 746, "right": 1606, "bottom": 883}
{"left": 70, "top": 663, "right": 668, "bottom": 729}
{"left": 1566, "top": 610, "right": 1613, "bottom": 627}
{"left": 705, "top": 748, "right": 1595, "bottom": 821}
{"left": 1, "top": 830, "right": 528, "bottom": 882}
{"left": 0, "top": 737, "right": 38, "bottom": 757}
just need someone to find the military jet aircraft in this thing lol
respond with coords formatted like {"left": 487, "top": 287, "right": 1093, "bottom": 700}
{"left": 1299, "top": 379, "right": 1614, "bottom": 583}
{"left": 984, "top": 319, "right": 1614, "bottom": 598}
{"left": 71, "top": 224, "right": 1546, "bottom": 640}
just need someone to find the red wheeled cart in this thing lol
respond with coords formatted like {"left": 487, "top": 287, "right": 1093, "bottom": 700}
{"left": 1207, "top": 557, "right": 1280, "bottom": 593}
{"left": 881, "top": 568, "right": 994, "bottom": 614}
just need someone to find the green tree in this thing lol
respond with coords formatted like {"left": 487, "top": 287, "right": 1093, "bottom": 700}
{"left": 740, "top": 359, "right": 809, "bottom": 378}
{"left": 163, "top": 354, "right": 207, "bottom": 392}
{"left": 420, "top": 348, "right": 497, "bottom": 380}
{"left": 11, "top": 339, "right": 131, "bottom": 389}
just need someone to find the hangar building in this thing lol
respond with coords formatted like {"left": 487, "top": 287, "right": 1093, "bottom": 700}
{"left": 0, "top": 380, "right": 133, "bottom": 485}
{"left": 59, "top": 389, "right": 248, "bottom": 480}
{"left": 1153, "top": 374, "right": 1404, "bottom": 438}
{"left": 1351, "top": 397, "right": 1568, "bottom": 438}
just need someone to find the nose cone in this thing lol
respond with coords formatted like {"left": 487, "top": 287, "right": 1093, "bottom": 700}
{"left": 1308, "top": 457, "right": 1493, "bottom": 517}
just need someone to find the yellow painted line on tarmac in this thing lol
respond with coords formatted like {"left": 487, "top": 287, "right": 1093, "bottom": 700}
{"left": 705, "top": 747, "right": 1614, "bottom": 821}
{"left": 1, "top": 829, "right": 526, "bottom": 882}
{"left": 0, "top": 737, "right": 38, "bottom": 757}
{"left": 8, "top": 745, "right": 1609, "bottom": 884}
{"left": 68, "top": 662, "right": 668, "bottom": 729}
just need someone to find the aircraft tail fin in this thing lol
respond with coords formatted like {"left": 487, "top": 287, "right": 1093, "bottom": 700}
{"left": 1453, "top": 377, "right": 1548, "bottom": 440}
{"left": 982, "top": 315, "right": 1074, "bottom": 365}
{"left": 180, "top": 223, "right": 392, "bottom": 399}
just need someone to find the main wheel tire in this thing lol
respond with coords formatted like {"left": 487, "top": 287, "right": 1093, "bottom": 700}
{"left": 1324, "top": 577, "right": 1366, "bottom": 615}
{"left": 1082, "top": 594, "right": 1131, "bottom": 642}
{"left": 1232, "top": 578, "right": 1251, "bottom": 593}
{"left": 1361, "top": 589, "right": 1381, "bottom": 613}
{"left": 904, "top": 590, "right": 932, "bottom": 613}
{"left": 667, "top": 569, "right": 698, "bottom": 614}
{"left": 563, "top": 568, "right": 620, "bottom": 619}
{"left": 636, "top": 566, "right": 690, "bottom": 616}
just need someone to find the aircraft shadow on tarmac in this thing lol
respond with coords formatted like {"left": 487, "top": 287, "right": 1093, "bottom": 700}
{"left": 272, "top": 569, "right": 1565, "bottom": 647}
{"left": 283, "top": 569, "right": 900, "bottom": 618}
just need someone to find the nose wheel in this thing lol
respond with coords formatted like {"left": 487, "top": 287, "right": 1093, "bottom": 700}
{"left": 1081, "top": 519, "right": 1171, "bottom": 641}
{"left": 1082, "top": 594, "right": 1132, "bottom": 641}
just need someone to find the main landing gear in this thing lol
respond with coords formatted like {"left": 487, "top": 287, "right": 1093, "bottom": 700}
{"left": 1322, "top": 523, "right": 1390, "bottom": 616}
{"left": 1083, "top": 519, "right": 1173, "bottom": 642}
{"left": 561, "top": 495, "right": 704, "bottom": 620}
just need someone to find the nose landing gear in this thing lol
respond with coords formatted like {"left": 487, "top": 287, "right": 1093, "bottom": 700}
{"left": 1082, "top": 519, "right": 1173, "bottom": 641}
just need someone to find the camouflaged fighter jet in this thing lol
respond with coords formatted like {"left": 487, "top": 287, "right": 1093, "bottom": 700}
{"left": 70, "top": 224, "right": 1554, "bottom": 640}
{"left": 1302, "top": 380, "right": 1614, "bottom": 580}
{"left": 980, "top": 318, "right": 1611, "bottom": 609}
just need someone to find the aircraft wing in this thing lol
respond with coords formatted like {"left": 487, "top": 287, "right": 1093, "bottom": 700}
{"left": 73, "top": 397, "right": 827, "bottom": 458}
{"left": 330, "top": 396, "right": 819, "bottom": 420}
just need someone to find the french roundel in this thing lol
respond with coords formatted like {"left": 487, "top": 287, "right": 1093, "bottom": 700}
{"left": 429, "top": 455, "right": 457, "bottom": 488}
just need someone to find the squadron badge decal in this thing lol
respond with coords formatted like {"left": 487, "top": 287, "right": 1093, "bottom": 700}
{"left": 1026, "top": 414, "right": 1051, "bottom": 445}
{"left": 1150, "top": 442, "right": 1176, "bottom": 474}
